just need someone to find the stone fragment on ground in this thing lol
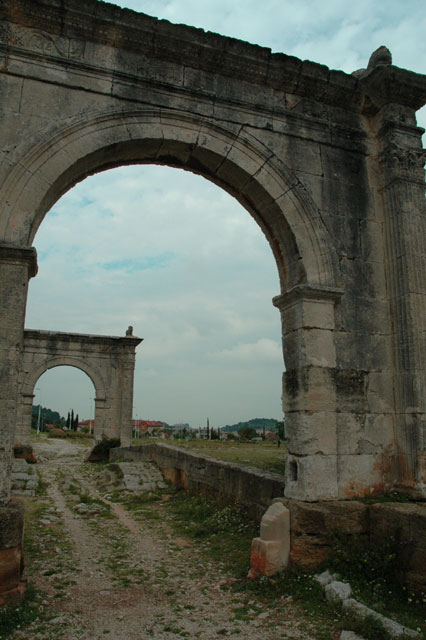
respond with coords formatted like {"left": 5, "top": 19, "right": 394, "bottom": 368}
{"left": 314, "top": 569, "right": 339, "bottom": 586}
{"left": 342, "top": 598, "right": 421, "bottom": 639}
{"left": 325, "top": 580, "right": 352, "bottom": 604}
{"left": 340, "top": 632, "right": 365, "bottom": 640}
{"left": 248, "top": 502, "right": 290, "bottom": 578}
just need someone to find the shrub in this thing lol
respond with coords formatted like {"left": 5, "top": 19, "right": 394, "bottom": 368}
{"left": 87, "top": 437, "right": 120, "bottom": 462}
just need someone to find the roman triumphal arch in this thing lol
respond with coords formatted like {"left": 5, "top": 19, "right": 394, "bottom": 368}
{"left": 1, "top": 0, "right": 426, "bottom": 514}
{"left": 15, "top": 329, "right": 142, "bottom": 447}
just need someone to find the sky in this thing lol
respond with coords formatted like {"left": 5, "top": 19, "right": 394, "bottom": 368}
{"left": 26, "top": 0, "right": 426, "bottom": 428}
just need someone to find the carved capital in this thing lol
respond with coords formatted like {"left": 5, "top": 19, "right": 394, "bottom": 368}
{"left": 378, "top": 143, "right": 426, "bottom": 179}
{"left": 0, "top": 245, "right": 38, "bottom": 278}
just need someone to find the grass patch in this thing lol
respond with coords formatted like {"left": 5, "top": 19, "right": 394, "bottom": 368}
{"left": 166, "top": 489, "right": 258, "bottom": 575}
{"left": 131, "top": 439, "right": 286, "bottom": 474}
{"left": 327, "top": 532, "right": 426, "bottom": 635}
{"left": 0, "top": 585, "right": 40, "bottom": 639}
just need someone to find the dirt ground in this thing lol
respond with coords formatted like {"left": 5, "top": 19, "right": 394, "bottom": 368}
{"left": 11, "top": 437, "right": 321, "bottom": 640}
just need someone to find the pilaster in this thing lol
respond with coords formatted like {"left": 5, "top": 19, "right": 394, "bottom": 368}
{"left": 360, "top": 64, "right": 426, "bottom": 494}
{"left": 0, "top": 244, "right": 37, "bottom": 503}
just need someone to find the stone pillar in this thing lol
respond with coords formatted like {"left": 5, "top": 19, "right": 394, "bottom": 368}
{"left": 15, "top": 393, "right": 34, "bottom": 445}
{"left": 0, "top": 245, "right": 37, "bottom": 504}
{"left": 93, "top": 397, "right": 107, "bottom": 442}
{"left": 274, "top": 284, "right": 343, "bottom": 500}
{"left": 117, "top": 337, "right": 142, "bottom": 447}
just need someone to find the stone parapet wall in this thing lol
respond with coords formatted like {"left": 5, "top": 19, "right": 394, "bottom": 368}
{"left": 112, "top": 444, "right": 426, "bottom": 593}
{"left": 111, "top": 444, "right": 286, "bottom": 520}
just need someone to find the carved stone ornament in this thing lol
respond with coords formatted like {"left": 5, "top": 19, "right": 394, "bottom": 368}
{"left": 1, "top": 24, "right": 85, "bottom": 61}
{"left": 378, "top": 142, "right": 426, "bottom": 175}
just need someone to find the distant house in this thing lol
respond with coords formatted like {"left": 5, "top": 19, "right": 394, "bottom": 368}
{"left": 132, "top": 420, "right": 164, "bottom": 438}
{"left": 78, "top": 419, "right": 94, "bottom": 433}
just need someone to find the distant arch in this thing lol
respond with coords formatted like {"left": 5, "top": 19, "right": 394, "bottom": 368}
{"left": 15, "top": 329, "right": 142, "bottom": 446}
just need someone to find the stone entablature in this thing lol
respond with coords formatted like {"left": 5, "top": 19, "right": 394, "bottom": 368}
{"left": 16, "top": 329, "right": 142, "bottom": 446}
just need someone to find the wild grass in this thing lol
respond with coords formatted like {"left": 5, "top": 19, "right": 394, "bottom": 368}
{"left": 131, "top": 438, "right": 286, "bottom": 474}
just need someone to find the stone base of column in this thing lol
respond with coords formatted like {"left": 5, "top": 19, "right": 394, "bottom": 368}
{"left": 0, "top": 503, "right": 26, "bottom": 607}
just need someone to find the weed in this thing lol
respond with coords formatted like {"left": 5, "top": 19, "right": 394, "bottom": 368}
{"left": 327, "top": 531, "right": 426, "bottom": 634}
{"left": 0, "top": 585, "right": 40, "bottom": 639}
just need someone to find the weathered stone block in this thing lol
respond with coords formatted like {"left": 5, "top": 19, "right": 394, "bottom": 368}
{"left": 284, "top": 499, "right": 367, "bottom": 536}
{"left": 338, "top": 454, "right": 384, "bottom": 498}
{"left": 283, "top": 366, "right": 336, "bottom": 413}
{"left": 283, "top": 327, "right": 336, "bottom": 368}
{"left": 248, "top": 538, "right": 287, "bottom": 578}
{"left": 285, "top": 411, "right": 337, "bottom": 456}
{"left": 284, "top": 454, "right": 339, "bottom": 501}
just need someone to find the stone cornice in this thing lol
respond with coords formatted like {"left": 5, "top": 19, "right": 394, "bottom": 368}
{"left": 2, "top": 1, "right": 425, "bottom": 118}
{"left": 23, "top": 329, "right": 143, "bottom": 348}
{"left": 0, "top": 244, "right": 38, "bottom": 277}
{"left": 0, "top": 0, "right": 358, "bottom": 112}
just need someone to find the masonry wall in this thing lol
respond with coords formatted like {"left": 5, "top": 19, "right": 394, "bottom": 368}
{"left": 111, "top": 444, "right": 286, "bottom": 521}
{"left": 112, "top": 444, "right": 426, "bottom": 593}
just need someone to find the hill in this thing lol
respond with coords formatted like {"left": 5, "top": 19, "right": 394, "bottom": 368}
{"left": 220, "top": 418, "right": 279, "bottom": 433}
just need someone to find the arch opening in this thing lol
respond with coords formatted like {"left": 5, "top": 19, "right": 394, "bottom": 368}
{"left": 26, "top": 164, "right": 285, "bottom": 435}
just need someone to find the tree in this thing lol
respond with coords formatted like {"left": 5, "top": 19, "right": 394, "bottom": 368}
{"left": 66, "top": 411, "right": 71, "bottom": 430}
{"left": 238, "top": 426, "right": 257, "bottom": 440}
{"left": 276, "top": 420, "right": 286, "bottom": 440}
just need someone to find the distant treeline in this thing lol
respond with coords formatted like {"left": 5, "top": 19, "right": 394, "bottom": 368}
{"left": 31, "top": 404, "right": 65, "bottom": 428}
{"left": 220, "top": 418, "right": 279, "bottom": 433}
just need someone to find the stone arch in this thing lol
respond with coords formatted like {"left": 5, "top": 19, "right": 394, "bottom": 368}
{"left": 1, "top": 106, "right": 345, "bottom": 499}
{"left": 21, "top": 357, "right": 104, "bottom": 401}
{"left": 17, "top": 358, "right": 99, "bottom": 441}
{"left": 0, "top": 107, "right": 339, "bottom": 292}
{"left": 16, "top": 330, "right": 142, "bottom": 447}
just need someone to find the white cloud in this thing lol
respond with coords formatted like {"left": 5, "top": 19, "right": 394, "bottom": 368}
{"left": 215, "top": 338, "right": 282, "bottom": 364}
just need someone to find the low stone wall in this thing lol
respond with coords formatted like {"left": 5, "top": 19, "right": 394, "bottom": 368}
{"left": 112, "top": 444, "right": 426, "bottom": 593}
{"left": 111, "top": 443, "right": 286, "bottom": 520}
{"left": 0, "top": 503, "right": 26, "bottom": 606}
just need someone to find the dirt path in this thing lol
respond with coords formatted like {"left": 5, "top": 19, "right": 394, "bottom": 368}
{"left": 12, "top": 438, "right": 319, "bottom": 640}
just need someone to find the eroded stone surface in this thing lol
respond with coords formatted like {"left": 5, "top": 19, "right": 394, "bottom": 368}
{"left": 249, "top": 502, "right": 290, "bottom": 578}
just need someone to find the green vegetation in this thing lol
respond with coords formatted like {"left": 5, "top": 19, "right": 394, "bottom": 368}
{"left": 0, "top": 585, "right": 40, "bottom": 640}
{"left": 47, "top": 428, "right": 92, "bottom": 442}
{"left": 88, "top": 437, "right": 120, "bottom": 461}
{"left": 152, "top": 488, "right": 424, "bottom": 640}
{"left": 31, "top": 404, "right": 65, "bottom": 431}
{"left": 221, "top": 418, "right": 279, "bottom": 433}
{"left": 161, "top": 439, "right": 286, "bottom": 474}
{"left": 327, "top": 532, "right": 426, "bottom": 635}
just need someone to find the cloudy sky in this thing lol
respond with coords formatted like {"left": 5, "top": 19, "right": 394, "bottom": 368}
{"left": 26, "top": 0, "right": 426, "bottom": 428}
